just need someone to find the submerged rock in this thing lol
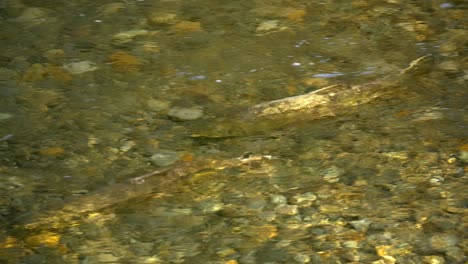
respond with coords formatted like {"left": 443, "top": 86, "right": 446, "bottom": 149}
{"left": 14, "top": 7, "right": 50, "bottom": 24}
{"left": 168, "top": 107, "right": 204, "bottom": 121}
{"left": 0, "top": 113, "right": 13, "bottom": 121}
{"left": 112, "top": 29, "right": 150, "bottom": 44}
{"left": 63, "top": 61, "right": 98, "bottom": 74}
{"left": 150, "top": 149, "right": 179, "bottom": 167}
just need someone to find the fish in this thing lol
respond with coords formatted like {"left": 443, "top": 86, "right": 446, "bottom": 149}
{"left": 190, "top": 55, "right": 431, "bottom": 138}
{"left": 19, "top": 155, "right": 273, "bottom": 230}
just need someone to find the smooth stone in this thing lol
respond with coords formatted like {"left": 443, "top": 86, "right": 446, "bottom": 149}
{"left": 63, "top": 61, "right": 98, "bottom": 74}
{"left": 113, "top": 29, "right": 149, "bottom": 44}
{"left": 258, "top": 211, "right": 276, "bottom": 221}
{"left": 318, "top": 204, "right": 341, "bottom": 213}
{"left": 322, "top": 166, "right": 344, "bottom": 183}
{"left": 445, "top": 246, "right": 465, "bottom": 263}
{"left": 150, "top": 149, "right": 179, "bottom": 167}
{"left": 350, "top": 219, "right": 372, "bottom": 232}
{"left": 167, "top": 107, "right": 203, "bottom": 121}
{"left": 198, "top": 201, "right": 224, "bottom": 212}
{"left": 422, "top": 255, "right": 445, "bottom": 264}
{"left": 275, "top": 204, "right": 298, "bottom": 215}
{"left": 146, "top": 99, "right": 170, "bottom": 112}
{"left": 246, "top": 197, "right": 267, "bottom": 210}
{"left": 256, "top": 20, "right": 279, "bottom": 32}
{"left": 459, "top": 151, "right": 468, "bottom": 163}
{"left": 270, "top": 194, "right": 287, "bottom": 205}
{"left": 0, "top": 113, "right": 13, "bottom": 121}
{"left": 96, "top": 253, "right": 120, "bottom": 263}
{"left": 14, "top": 7, "right": 49, "bottom": 23}
{"left": 292, "top": 192, "right": 317, "bottom": 204}
{"left": 438, "top": 61, "right": 459, "bottom": 73}
{"left": 430, "top": 233, "right": 459, "bottom": 251}
{"left": 147, "top": 12, "right": 177, "bottom": 25}
{"left": 343, "top": 240, "right": 359, "bottom": 248}
{"left": 294, "top": 253, "right": 310, "bottom": 263}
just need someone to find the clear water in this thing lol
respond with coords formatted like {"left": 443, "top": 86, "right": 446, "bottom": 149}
{"left": 0, "top": 1, "right": 466, "bottom": 263}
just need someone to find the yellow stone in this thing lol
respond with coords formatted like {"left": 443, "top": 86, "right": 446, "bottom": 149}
{"left": 22, "top": 63, "right": 47, "bottom": 82}
{"left": 302, "top": 77, "right": 329, "bottom": 87}
{"left": 172, "top": 21, "right": 202, "bottom": 32}
{"left": 46, "top": 66, "right": 73, "bottom": 83}
{"left": 459, "top": 143, "right": 468, "bottom": 151}
{"left": 39, "top": 146, "right": 65, "bottom": 157}
{"left": 375, "top": 245, "right": 391, "bottom": 256}
{"left": 43, "top": 49, "right": 65, "bottom": 61}
{"left": 25, "top": 231, "right": 60, "bottom": 247}
{"left": 0, "top": 236, "right": 18, "bottom": 248}
{"left": 108, "top": 51, "right": 142, "bottom": 72}
{"left": 141, "top": 43, "right": 160, "bottom": 53}
{"left": 284, "top": 8, "right": 306, "bottom": 22}
{"left": 447, "top": 157, "right": 457, "bottom": 164}
{"left": 382, "top": 255, "right": 397, "bottom": 264}
{"left": 217, "top": 248, "right": 236, "bottom": 257}
{"left": 147, "top": 12, "right": 177, "bottom": 25}
{"left": 248, "top": 225, "right": 278, "bottom": 242}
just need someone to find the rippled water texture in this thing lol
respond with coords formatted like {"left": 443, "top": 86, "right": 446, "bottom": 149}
{"left": 0, "top": 1, "right": 466, "bottom": 263}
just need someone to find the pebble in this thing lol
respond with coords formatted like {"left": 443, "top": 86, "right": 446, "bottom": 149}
{"left": 439, "top": 42, "right": 457, "bottom": 56}
{"left": 446, "top": 157, "right": 456, "bottom": 164}
{"left": 168, "top": 107, "right": 204, "bottom": 121}
{"left": 43, "top": 49, "right": 65, "bottom": 64}
{"left": 275, "top": 204, "right": 298, "bottom": 215}
{"left": 150, "top": 149, "right": 179, "bottom": 166}
{"left": 318, "top": 204, "right": 341, "bottom": 213}
{"left": 147, "top": 12, "right": 177, "bottom": 25}
{"left": 96, "top": 253, "right": 120, "bottom": 263}
{"left": 439, "top": 3, "right": 454, "bottom": 9}
{"left": 322, "top": 166, "right": 344, "bottom": 183}
{"left": 382, "top": 151, "right": 409, "bottom": 160}
{"left": 258, "top": 211, "right": 276, "bottom": 221}
{"left": 343, "top": 240, "right": 359, "bottom": 248}
{"left": 438, "top": 61, "right": 459, "bottom": 73}
{"left": 430, "top": 233, "right": 459, "bottom": 251}
{"left": 422, "top": 255, "right": 445, "bottom": 264}
{"left": 459, "top": 151, "right": 468, "bottom": 163}
{"left": 146, "top": 99, "right": 171, "bottom": 112}
{"left": 445, "top": 246, "right": 466, "bottom": 263}
{"left": 293, "top": 253, "right": 310, "bottom": 263}
{"left": 113, "top": 29, "right": 149, "bottom": 44}
{"left": 39, "top": 146, "right": 65, "bottom": 157}
{"left": 172, "top": 21, "right": 202, "bottom": 32}
{"left": 292, "top": 192, "right": 317, "bottom": 206}
{"left": 256, "top": 20, "right": 279, "bottom": 32}
{"left": 119, "top": 140, "right": 136, "bottom": 153}
{"left": 198, "top": 201, "right": 224, "bottom": 213}
{"left": 63, "top": 61, "right": 98, "bottom": 74}
{"left": 0, "top": 113, "right": 13, "bottom": 121}
{"left": 138, "top": 256, "right": 161, "bottom": 263}
{"left": 14, "top": 7, "right": 49, "bottom": 24}
{"left": 246, "top": 197, "right": 267, "bottom": 210}
{"left": 270, "top": 194, "right": 287, "bottom": 205}
{"left": 350, "top": 219, "right": 372, "bottom": 232}
{"left": 412, "top": 111, "right": 444, "bottom": 122}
